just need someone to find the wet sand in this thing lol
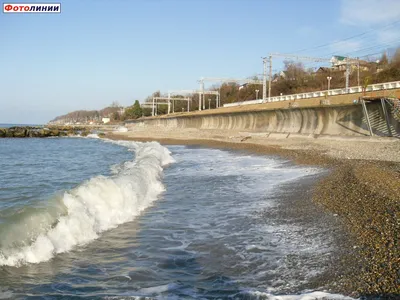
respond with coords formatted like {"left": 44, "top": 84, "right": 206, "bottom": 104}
{"left": 258, "top": 171, "right": 355, "bottom": 295}
{"left": 107, "top": 130, "right": 400, "bottom": 298}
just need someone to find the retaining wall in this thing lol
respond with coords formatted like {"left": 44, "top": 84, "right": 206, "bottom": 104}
{"left": 126, "top": 102, "right": 400, "bottom": 138}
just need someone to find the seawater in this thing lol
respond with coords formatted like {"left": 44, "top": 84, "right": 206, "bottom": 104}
{"left": 0, "top": 137, "right": 353, "bottom": 299}
{"left": 0, "top": 124, "right": 43, "bottom": 128}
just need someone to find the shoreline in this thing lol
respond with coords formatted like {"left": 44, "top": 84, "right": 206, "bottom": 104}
{"left": 258, "top": 170, "right": 356, "bottom": 295}
{"left": 107, "top": 131, "right": 400, "bottom": 298}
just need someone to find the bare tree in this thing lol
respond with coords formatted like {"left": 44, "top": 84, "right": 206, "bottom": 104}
{"left": 111, "top": 101, "right": 121, "bottom": 108}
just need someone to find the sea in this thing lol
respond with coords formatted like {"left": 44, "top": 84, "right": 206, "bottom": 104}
{"left": 0, "top": 134, "right": 354, "bottom": 299}
{"left": 0, "top": 124, "right": 43, "bottom": 128}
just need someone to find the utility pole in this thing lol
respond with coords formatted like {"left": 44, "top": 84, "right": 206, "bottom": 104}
{"left": 198, "top": 91, "right": 201, "bottom": 111}
{"left": 262, "top": 57, "right": 267, "bottom": 101}
{"left": 345, "top": 58, "right": 350, "bottom": 93}
{"left": 342, "top": 56, "right": 361, "bottom": 91}
{"left": 218, "top": 87, "right": 221, "bottom": 108}
{"left": 148, "top": 96, "right": 190, "bottom": 115}
{"left": 262, "top": 56, "right": 272, "bottom": 102}
{"left": 268, "top": 55, "right": 272, "bottom": 102}
{"left": 167, "top": 93, "right": 171, "bottom": 114}
{"left": 357, "top": 57, "right": 360, "bottom": 86}
{"left": 152, "top": 97, "right": 155, "bottom": 116}
{"left": 267, "top": 53, "right": 346, "bottom": 100}
{"left": 168, "top": 89, "right": 216, "bottom": 112}
{"left": 202, "top": 81, "right": 205, "bottom": 110}
{"left": 198, "top": 77, "right": 261, "bottom": 106}
{"left": 198, "top": 81, "right": 203, "bottom": 111}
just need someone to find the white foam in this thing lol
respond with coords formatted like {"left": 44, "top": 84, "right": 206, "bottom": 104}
{"left": 0, "top": 141, "right": 174, "bottom": 266}
{"left": 0, "top": 289, "right": 13, "bottom": 299}
{"left": 244, "top": 291, "right": 355, "bottom": 300}
{"left": 138, "top": 283, "right": 180, "bottom": 294}
{"left": 86, "top": 133, "right": 100, "bottom": 139}
{"left": 115, "top": 126, "right": 128, "bottom": 132}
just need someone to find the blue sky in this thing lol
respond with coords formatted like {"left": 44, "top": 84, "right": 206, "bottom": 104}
{"left": 1, "top": 0, "right": 400, "bottom": 124}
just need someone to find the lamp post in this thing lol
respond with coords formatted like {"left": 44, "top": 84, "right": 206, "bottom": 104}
{"left": 255, "top": 89, "right": 259, "bottom": 99}
{"left": 327, "top": 76, "right": 332, "bottom": 92}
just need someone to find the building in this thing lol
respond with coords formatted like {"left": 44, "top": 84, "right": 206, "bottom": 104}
{"left": 102, "top": 117, "right": 110, "bottom": 124}
{"left": 238, "top": 83, "right": 248, "bottom": 90}
{"left": 316, "top": 67, "right": 334, "bottom": 73}
{"left": 330, "top": 56, "right": 370, "bottom": 72}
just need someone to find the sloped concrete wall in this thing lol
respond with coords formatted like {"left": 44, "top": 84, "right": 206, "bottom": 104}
{"left": 126, "top": 102, "right": 400, "bottom": 137}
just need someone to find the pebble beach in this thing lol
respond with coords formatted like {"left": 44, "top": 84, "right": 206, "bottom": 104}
{"left": 108, "top": 128, "right": 400, "bottom": 298}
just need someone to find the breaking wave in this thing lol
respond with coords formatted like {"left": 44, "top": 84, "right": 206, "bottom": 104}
{"left": 0, "top": 141, "right": 174, "bottom": 267}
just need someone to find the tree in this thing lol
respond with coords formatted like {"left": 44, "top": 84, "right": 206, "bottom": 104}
{"left": 123, "top": 100, "right": 142, "bottom": 120}
{"left": 362, "top": 77, "right": 370, "bottom": 95}
{"left": 142, "top": 107, "right": 152, "bottom": 117}
{"left": 132, "top": 100, "right": 142, "bottom": 117}
{"left": 112, "top": 111, "right": 120, "bottom": 121}
{"left": 391, "top": 48, "right": 400, "bottom": 64}
{"left": 111, "top": 101, "right": 121, "bottom": 108}
{"left": 379, "top": 52, "right": 389, "bottom": 66}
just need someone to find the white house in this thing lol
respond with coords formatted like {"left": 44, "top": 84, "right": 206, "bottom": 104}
{"left": 238, "top": 83, "right": 249, "bottom": 90}
{"left": 102, "top": 117, "right": 110, "bottom": 124}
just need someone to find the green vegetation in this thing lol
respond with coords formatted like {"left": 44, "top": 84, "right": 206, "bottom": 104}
{"left": 122, "top": 100, "right": 142, "bottom": 120}
{"left": 142, "top": 48, "right": 400, "bottom": 116}
{"left": 50, "top": 104, "right": 123, "bottom": 124}
{"left": 52, "top": 49, "right": 400, "bottom": 122}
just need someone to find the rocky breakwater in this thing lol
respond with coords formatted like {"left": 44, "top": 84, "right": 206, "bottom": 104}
{"left": 0, "top": 126, "right": 95, "bottom": 138}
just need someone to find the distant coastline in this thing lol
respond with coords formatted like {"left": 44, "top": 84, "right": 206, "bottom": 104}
{"left": 0, "top": 123, "right": 44, "bottom": 128}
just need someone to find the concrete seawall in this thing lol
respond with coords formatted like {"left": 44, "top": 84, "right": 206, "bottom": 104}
{"left": 126, "top": 102, "right": 400, "bottom": 138}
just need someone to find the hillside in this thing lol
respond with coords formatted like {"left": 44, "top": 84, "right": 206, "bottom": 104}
{"left": 49, "top": 106, "right": 123, "bottom": 125}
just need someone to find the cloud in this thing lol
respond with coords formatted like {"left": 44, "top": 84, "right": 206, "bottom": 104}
{"left": 337, "top": 0, "right": 400, "bottom": 56}
{"left": 340, "top": 0, "right": 400, "bottom": 26}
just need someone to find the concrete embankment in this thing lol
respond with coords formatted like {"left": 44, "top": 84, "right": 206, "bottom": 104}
{"left": 126, "top": 101, "right": 400, "bottom": 138}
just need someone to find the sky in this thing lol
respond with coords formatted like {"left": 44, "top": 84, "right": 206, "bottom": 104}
{"left": 1, "top": 0, "right": 400, "bottom": 124}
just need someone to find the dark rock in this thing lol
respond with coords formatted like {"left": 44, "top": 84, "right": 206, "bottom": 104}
{"left": 0, "top": 128, "right": 6, "bottom": 137}
{"left": 0, "top": 126, "right": 93, "bottom": 138}
{"left": 28, "top": 130, "right": 41, "bottom": 138}
{"left": 37, "top": 129, "right": 46, "bottom": 137}
{"left": 13, "top": 127, "right": 27, "bottom": 137}
{"left": 43, "top": 129, "right": 52, "bottom": 137}
{"left": 48, "top": 129, "right": 60, "bottom": 137}
{"left": 5, "top": 129, "right": 14, "bottom": 137}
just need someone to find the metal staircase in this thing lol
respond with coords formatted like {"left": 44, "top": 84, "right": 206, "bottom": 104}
{"left": 360, "top": 97, "right": 400, "bottom": 138}
{"left": 385, "top": 98, "right": 400, "bottom": 122}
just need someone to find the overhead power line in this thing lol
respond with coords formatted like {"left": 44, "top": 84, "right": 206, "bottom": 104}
{"left": 344, "top": 39, "right": 400, "bottom": 57}
{"left": 292, "top": 19, "right": 400, "bottom": 54}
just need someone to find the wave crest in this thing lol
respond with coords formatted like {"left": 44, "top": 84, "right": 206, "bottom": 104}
{"left": 0, "top": 141, "right": 174, "bottom": 266}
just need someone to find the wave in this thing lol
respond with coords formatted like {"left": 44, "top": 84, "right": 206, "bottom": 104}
{"left": 115, "top": 126, "right": 128, "bottom": 132}
{"left": 241, "top": 290, "right": 355, "bottom": 299}
{"left": 0, "top": 141, "right": 174, "bottom": 267}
